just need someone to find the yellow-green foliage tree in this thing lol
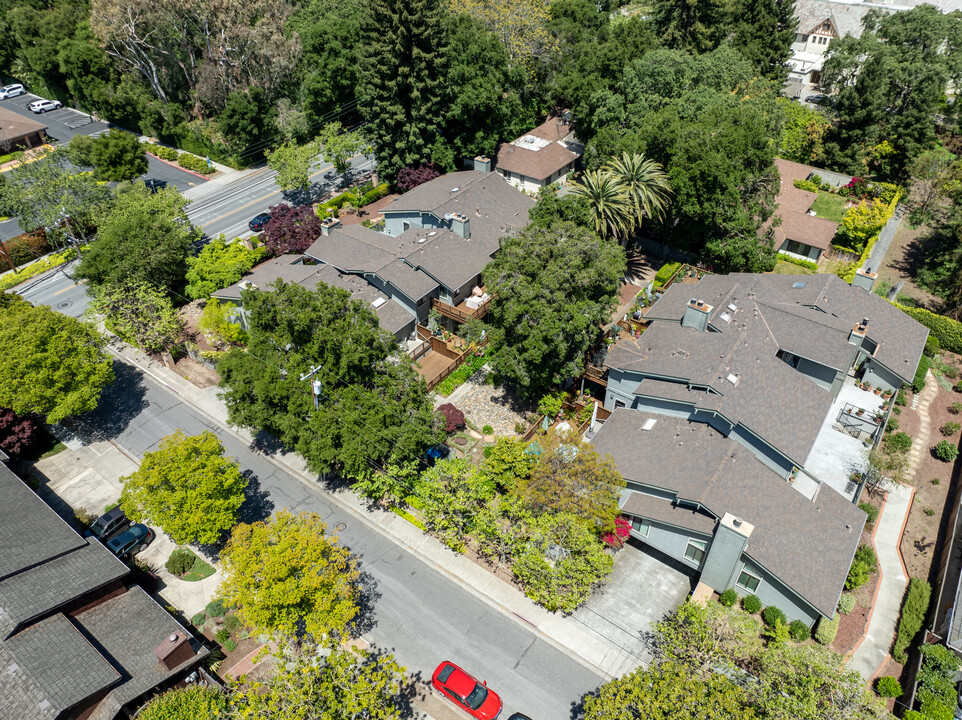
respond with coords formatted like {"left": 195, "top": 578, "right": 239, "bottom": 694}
{"left": 449, "top": 0, "right": 558, "bottom": 72}
{"left": 837, "top": 199, "right": 889, "bottom": 251}
{"left": 219, "top": 511, "right": 359, "bottom": 641}
{"left": 136, "top": 685, "right": 226, "bottom": 720}
{"left": 120, "top": 430, "right": 248, "bottom": 545}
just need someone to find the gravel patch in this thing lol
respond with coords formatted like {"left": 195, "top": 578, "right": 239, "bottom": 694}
{"left": 448, "top": 373, "right": 536, "bottom": 436}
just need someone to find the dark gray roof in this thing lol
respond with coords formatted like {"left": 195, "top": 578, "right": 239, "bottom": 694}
{"left": 314, "top": 265, "right": 415, "bottom": 337}
{"left": 401, "top": 228, "right": 494, "bottom": 293}
{"left": 383, "top": 171, "right": 534, "bottom": 226}
{"left": 0, "top": 463, "right": 85, "bottom": 579}
{"left": 305, "top": 226, "right": 395, "bottom": 274}
{"left": 0, "top": 540, "right": 128, "bottom": 639}
{"left": 79, "top": 586, "right": 208, "bottom": 720}
{"left": 211, "top": 254, "right": 317, "bottom": 301}
{"left": 378, "top": 258, "right": 438, "bottom": 302}
{"left": 594, "top": 410, "right": 864, "bottom": 617}
{"left": 621, "top": 492, "right": 717, "bottom": 535}
{"left": 3, "top": 613, "right": 119, "bottom": 719}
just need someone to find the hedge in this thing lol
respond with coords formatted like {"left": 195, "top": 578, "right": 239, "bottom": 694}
{"left": 360, "top": 182, "right": 390, "bottom": 207}
{"left": 832, "top": 188, "right": 902, "bottom": 280}
{"left": 893, "top": 302, "right": 962, "bottom": 355}
{"left": 814, "top": 613, "right": 840, "bottom": 644}
{"left": 777, "top": 254, "right": 819, "bottom": 270}
{"left": 178, "top": 152, "right": 215, "bottom": 174}
{"left": 913, "top": 354, "right": 933, "bottom": 393}
{"left": 654, "top": 261, "right": 682, "bottom": 287}
{"left": 893, "top": 577, "right": 932, "bottom": 663}
{"left": 145, "top": 143, "right": 180, "bottom": 162}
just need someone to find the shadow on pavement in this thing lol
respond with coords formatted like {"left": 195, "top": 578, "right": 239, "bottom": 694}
{"left": 349, "top": 566, "right": 381, "bottom": 638}
{"left": 236, "top": 470, "right": 275, "bottom": 526}
{"left": 60, "top": 360, "right": 148, "bottom": 443}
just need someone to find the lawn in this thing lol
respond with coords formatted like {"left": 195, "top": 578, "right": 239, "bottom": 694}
{"left": 809, "top": 192, "right": 850, "bottom": 223}
{"left": 774, "top": 260, "right": 817, "bottom": 275}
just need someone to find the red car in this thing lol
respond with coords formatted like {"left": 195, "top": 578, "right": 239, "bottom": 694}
{"left": 432, "top": 661, "right": 503, "bottom": 720}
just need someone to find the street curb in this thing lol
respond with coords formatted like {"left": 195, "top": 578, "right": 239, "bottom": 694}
{"left": 105, "top": 342, "right": 618, "bottom": 681}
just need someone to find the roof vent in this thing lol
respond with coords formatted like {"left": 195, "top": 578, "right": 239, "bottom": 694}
{"left": 417, "top": 237, "right": 427, "bottom": 243}
{"left": 727, "top": 303, "right": 737, "bottom": 312}
{"left": 726, "top": 373, "right": 739, "bottom": 385}
{"left": 733, "top": 516, "right": 742, "bottom": 527}
{"left": 7, "top": 663, "right": 19, "bottom": 675}
{"left": 641, "top": 418, "right": 657, "bottom": 431}
{"left": 720, "top": 312, "right": 732, "bottom": 323}
{"left": 451, "top": 187, "right": 460, "bottom": 192}
{"left": 427, "top": 231, "right": 437, "bottom": 237}
{"left": 371, "top": 297, "right": 386, "bottom": 309}
{"left": 38, "top": 700, "right": 51, "bottom": 713}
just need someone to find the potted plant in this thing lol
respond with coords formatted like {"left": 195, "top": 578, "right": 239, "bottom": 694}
{"left": 874, "top": 387, "right": 882, "bottom": 395}
{"left": 883, "top": 390, "right": 893, "bottom": 399}
{"left": 856, "top": 408, "right": 864, "bottom": 416}
{"left": 863, "top": 382, "right": 872, "bottom": 392}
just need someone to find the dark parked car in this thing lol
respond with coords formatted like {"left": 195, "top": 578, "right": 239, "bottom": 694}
{"left": 85, "top": 506, "right": 128, "bottom": 540}
{"left": 432, "top": 661, "right": 502, "bottom": 720}
{"left": 248, "top": 212, "right": 272, "bottom": 232}
{"left": 106, "top": 523, "right": 154, "bottom": 557}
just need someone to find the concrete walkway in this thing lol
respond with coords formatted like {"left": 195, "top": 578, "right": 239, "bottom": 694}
{"left": 862, "top": 203, "right": 905, "bottom": 274}
{"left": 849, "top": 480, "right": 913, "bottom": 680}
{"left": 101, "top": 338, "right": 647, "bottom": 680}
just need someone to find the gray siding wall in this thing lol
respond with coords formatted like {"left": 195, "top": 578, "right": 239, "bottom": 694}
{"left": 604, "top": 368, "right": 639, "bottom": 409}
{"left": 862, "top": 358, "right": 903, "bottom": 394}
{"left": 632, "top": 396, "right": 694, "bottom": 418}
{"left": 700, "top": 524, "right": 748, "bottom": 590}
{"left": 384, "top": 211, "right": 443, "bottom": 237}
{"left": 728, "top": 425, "right": 795, "bottom": 474}
{"left": 794, "top": 356, "right": 840, "bottom": 392}
{"left": 731, "top": 559, "right": 822, "bottom": 626}
{"left": 632, "top": 520, "right": 712, "bottom": 573}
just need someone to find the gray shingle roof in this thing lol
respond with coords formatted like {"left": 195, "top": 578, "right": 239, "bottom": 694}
{"left": 378, "top": 258, "right": 439, "bottom": 302}
{"left": 0, "top": 463, "right": 85, "bottom": 579}
{"left": 594, "top": 410, "right": 864, "bottom": 617}
{"left": 3, "top": 613, "right": 119, "bottom": 718}
{"left": 401, "top": 228, "right": 494, "bottom": 293}
{"left": 314, "top": 265, "right": 415, "bottom": 337}
{"left": 78, "top": 586, "right": 208, "bottom": 720}
{"left": 621, "top": 492, "right": 717, "bottom": 535}
{"left": 794, "top": 0, "right": 900, "bottom": 37}
{"left": 211, "top": 254, "right": 318, "bottom": 301}
{"left": 305, "top": 227, "right": 395, "bottom": 274}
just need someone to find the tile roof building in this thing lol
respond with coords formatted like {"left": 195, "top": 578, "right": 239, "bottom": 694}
{"left": 0, "top": 462, "right": 208, "bottom": 720}
{"left": 594, "top": 272, "right": 928, "bottom": 625}
{"left": 494, "top": 114, "right": 581, "bottom": 194}
{"left": 215, "top": 170, "right": 534, "bottom": 345}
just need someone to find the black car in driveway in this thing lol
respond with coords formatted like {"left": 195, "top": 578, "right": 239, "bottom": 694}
{"left": 85, "top": 506, "right": 128, "bottom": 541}
{"left": 106, "top": 523, "right": 155, "bottom": 557}
{"left": 248, "top": 212, "right": 272, "bottom": 232}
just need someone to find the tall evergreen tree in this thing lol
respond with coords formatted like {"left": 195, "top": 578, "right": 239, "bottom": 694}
{"left": 731, "top": 0, "right": 797, "bottom": 82}
{"left": 358, "top": 0, "right": 446, "bottom": 185}
{"left": 650, "top": 0, "right": 731, "bottom": 54}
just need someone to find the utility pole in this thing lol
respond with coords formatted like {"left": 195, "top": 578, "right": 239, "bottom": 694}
{"left": 299, "top": 365, "right": 324, "bottom": 409}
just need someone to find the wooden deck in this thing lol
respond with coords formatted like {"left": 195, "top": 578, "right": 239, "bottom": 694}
{"left": 414, "top": 350, "right": 454, "bottom": 384}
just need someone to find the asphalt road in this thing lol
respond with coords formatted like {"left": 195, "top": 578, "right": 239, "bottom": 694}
{"left": 63, "top": 362, "right": 602, "bottom": 720}
{"left": 185, "top": 153, "right": 375, "bottom": 240}
{"left": 0, "top": 93, "right": 205, "bottom": 192}
{"left": 16, "top": 260, "right": 90, "bottom": 317}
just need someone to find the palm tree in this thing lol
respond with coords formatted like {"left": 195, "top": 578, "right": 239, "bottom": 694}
{"left": 606, "top": 152, "right": 672, "bottom": 231}
{"left": 569, "top": 170, "right": 634, "bottom": 243}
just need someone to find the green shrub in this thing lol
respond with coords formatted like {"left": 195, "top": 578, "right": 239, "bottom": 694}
{"left": 924, "top": 334, "right": 940, "bottom": 358}
{"left": 793, "top": 178, "right": 820, "bottom": 192}
{"left": 876, "top": 676, "right": 902, "bottom": 698}
{"left": 165, "top": 548, "right": 195, "bottom": 576}
{"left": 893, "top": 303, "right": 962, "bottom": 355}
{"left": 883, "top": 431, "right": 912, "bottom": 454}
{"left": 778, "top": 254, "right": 819, "bottom": 270}
{"left": 223, "top": 638, "right": 237, "bottom": 653}
{"left": 178, "top": 152, "right": 214, "bottom": 174}
{"left": 653, "top": 261, "right": 682, "bottom": 287}
{"left": 941, "top": 422, "right": 960, "bottom": 437}
{"left": 538, "top": 391, "right": 566, "bottom": 419}
{"left": 858, "top": 502, "right": 879, "bottom": 526}
{"left": 215, "top": 628, "right": 230, "bottom": 643}
{"left": 893, "top": 577, "right": 932, "bottom": 663}
{"left": 920, "top": 700, "right": 954, "bottom": 720}
{"left": 934, "top": 440, "right": 959, "bottom": 462}
{"left": 514, "top": 421, "right": 526, "bottom": 435}
{"left": 206, "top": 598, "right": 227, "bottom": 618}
{"left": 837, "top": 593, "right": 856, "bottom": 614}
{"left": 955, "top": 381, "right": 962, "bottom": 393}
{"left": 913, "top": 354, "right": 933, "bottom": 393}
{"left": 932, "top": 477, "right": 941, "bottom": 485}
{"left": 895, "top": 388, "right": 908, "bottom": 406}
{"left": 885, "top": 416, "right": 899, "bottom": 433}
{"left": 788, "top": 619, "right": 810, "bottom": 642}
{"left": 814, "top": 613, "right": 840, "bottom": 644}
{"left": 222, "top": 614, "right": 242, "bottom": 634}
{"left": 925, "top": 508, "right": 935, "bottom": 516}
{"left": 359, "top": 183, "right": 390, "bottom": 207}
{"left": 846, "top": 544, "right": 878, "bottom": 590}
{"left": 190, "top": 612, "right": 206, "bottom": 626}
{"left": 742, "top": 594, "right": 762, "bottom": 613}
{"left": 719, "top": 588, "right": 738, "bottom": 607}
{"left": 950, "top": 402, "right": 962, "bottom": 415}
{"left": 762, "top": 605, "right": 786, "bottom": 627}
{"left": 147, "top": 144, "right": 180, "bottom": 161}
{"left": 482, "top": 425, "right": 494, "bottom": 435}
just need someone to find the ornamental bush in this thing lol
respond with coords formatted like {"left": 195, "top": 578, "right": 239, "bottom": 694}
{"left": 223, "top": 638, "right": 237, "bottom": 653}
{"left": 147, "top": 144, "right": 179, "bottom": 161}
{"left": 883, "top": 431, "right": 913, "bottom": 454}
{"left": 165, "top": 548, "right": 195, "bottom": 576}
{"left": 397, "top": 163, "right": 440, "bottom": 191}
{"left": 762, "top": 605, "right": 786, "bottom": 627}
{"left": 215, "top": 628, "right": 229, "bottom": 643}
{"left": 941, "top": 422, "right": 960, "bottom": 437}
{"left": 934, "top": 440, "right": 959, "bottom": 462}
{"left": 191, "top": 612, "right": 206, "bottom": 626}
{"left": 814, "top": 613, "right": 840, "bottom": 644}
{"left": 837, "top": 593, "right": 857, "bottom": 614}
{"left": 438, "top": 403, "right": 466, "bottom": 433}
{"left": 893, "top": 303, "right": 962, "bottom": 355}
{"left": 788, "top": 619, "right": 810, "bottom": 642}
{"left": 792, "top": 178, "right": 820, "bottom": 193}
{"left": 360, "top": 183, "right": 390, "bottom": 207}
{"left": 893, "top": 577, "right": 932, "bottom": 663}
{"left": 206, "top": 598, "right": 227, "bottom": 618}
{"left": 858, "top": 502, "right": 879, "bottom": 526}
{"left": 719, "top": 588, "right": 738, "bottom": 607}
{"left": 778, "top": 254, "right": 819, "bottom": 270}
{"left": 846, "top": 544, "right": 878, "bottom": 590}
{"left": 178, "top": 152, "right": 214, "bottom": 174}
{"left": 742, "top": 594, "right": 762, "bottom": 613}
{"left": 924, "top": 334, "right": 940, "bottom": 358}
{"left": 654, "top": 261, "right": 682, "bottom": 287}
{"left": 876, "top": 676, "right": 902, "bottom": 698}
{"left": 913, "top": 354, "right": 933, "bottom": 392}
{"left": 950, "top": 402, "right": 962, "bottom": 415}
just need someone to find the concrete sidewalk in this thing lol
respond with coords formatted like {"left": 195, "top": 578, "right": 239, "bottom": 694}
{"left": 848, "top": 480, "right": 913, "bottom": 680}
{"left": 105, "top": 338, "right": 647, "bottom": 680}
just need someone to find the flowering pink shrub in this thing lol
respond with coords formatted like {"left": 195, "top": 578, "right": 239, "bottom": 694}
{"left": 602, "top": 517, "right": 631, "bottom": 548}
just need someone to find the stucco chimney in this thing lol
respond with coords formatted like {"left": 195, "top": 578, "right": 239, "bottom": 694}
{"left": 852, "top": 267, "right": 877, "bottom": 292}
{"left": 321, "top": 217, "right": 341, "bottom": 236}
{"left": 682, "top": 298, "right": 713, "bottom": 332}
{"left": 473, "top": 156, "right": 491, "bottom": 173}
{"left": 450, "top": 213, "right": 470, "bottom": 239}
{"left": 849, "top": 318, "right": 869, "bottom": 344}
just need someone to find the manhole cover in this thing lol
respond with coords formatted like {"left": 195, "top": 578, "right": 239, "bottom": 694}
{"left": 334, "top": 522, "right": 347, "bottom": 532}
{"left": 57, "top": 301, "right": 73, "bottom": 309}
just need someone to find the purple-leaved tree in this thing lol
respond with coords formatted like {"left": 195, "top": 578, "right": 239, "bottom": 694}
{"left": 261, "top": 203, "right": 323, "bottom": 255}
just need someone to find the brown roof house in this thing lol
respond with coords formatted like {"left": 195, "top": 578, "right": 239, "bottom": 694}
{"left": 494, "top": 113, "right": 581, "bottom": 193}
{"left": 594, "top": 271, "right": 928, "bottom": 626}
{"left": 0, "top": 462, "right": 208, "bottom": 720}
{"left": 768, "top": 158, "right": 853, "bottom": 263}
{"left": 0, "top": 106, "right": 47, "bottom": 150}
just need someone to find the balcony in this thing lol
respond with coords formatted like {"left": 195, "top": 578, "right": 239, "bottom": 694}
{"left": 431, "top": 292, "right": 491, "bottom": 323}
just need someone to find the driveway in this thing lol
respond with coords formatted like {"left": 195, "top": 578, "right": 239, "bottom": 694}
{"left": 0, "top": 93, "right": 205, "bottom": 192}
{"left": 569, "top": 539, "right": 694, "bottom": 675}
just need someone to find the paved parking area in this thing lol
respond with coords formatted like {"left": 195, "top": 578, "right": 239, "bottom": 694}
{"left": 0, "top": 92, "right": 205, "bottom": 191}
{"left": 569, "top": 539, "right": 694, "bottom": 674}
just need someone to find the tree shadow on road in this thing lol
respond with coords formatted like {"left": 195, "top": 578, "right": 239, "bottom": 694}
{"left": 57, "top": 360, "right": 148, "bottom": 444}
{"left": 237, "top": 470, "right": 275, "bottom": 526}
{"left": 348, "top": 565, "right": 381, "bottom": 638}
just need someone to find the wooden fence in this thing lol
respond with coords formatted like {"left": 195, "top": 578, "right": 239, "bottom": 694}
{"left": 422, "top": 349, "right": 470, "bottom": 391}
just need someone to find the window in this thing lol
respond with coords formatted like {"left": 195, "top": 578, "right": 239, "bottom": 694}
{"left": 630, "top": 516, "right": 650, "bottom": 537}
{"left": 614, "top": 399, "right": 626, "bottom": 409}
{"left": 402, "top": 220, "right": 411, "bottom": 232}
{"left": 417, "top": 296, "right": 426, "bottom": 307}
{"left": 684, "top": 538, "right": 707, "bottom": 564}
{"left": 785, "top": 239, "right": 811, "bottom": 256}
{"left": 737, "top": 568, "right": 761, "bottom": 593}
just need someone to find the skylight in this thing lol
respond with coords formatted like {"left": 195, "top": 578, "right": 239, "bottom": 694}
{"left": 727, "top": 303, "right": 737, "bottom": 312}
{"left": 720, "top": 312, "right": 732, "bottom": 323}
{"left": 371, "top": 297, "right": 386, "bottom": 308}
{"left": 642, "top": 418, "right": 657, "bottom": 431}
{"left": 726, "top": 373, "right": 739, "bottom": 385}
{"left": 792, "top": 282, "right": 807, "bottom": 289}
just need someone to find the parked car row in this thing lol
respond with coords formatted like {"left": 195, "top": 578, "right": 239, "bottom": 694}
{"left": 432, "top": 660, "right": 532, "bottom": 720}
{"left": 84, "top": 506, "right": 154, "bottom": 558}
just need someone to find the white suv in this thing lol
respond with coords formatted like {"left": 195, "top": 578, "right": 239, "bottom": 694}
{"left": 27, "top": 99, "right": 62, "bottom": 113}
{"left": 0, "top": 84, "right": 25, "bottom": 100}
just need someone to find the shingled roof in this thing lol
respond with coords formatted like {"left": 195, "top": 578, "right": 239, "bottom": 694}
{"left": 593, "top": 410, "right": 864, "bottom": 617}
{"left": 768, "top": 158, "right": 845, "bottom": 251}
{"left": 494, "top": 116, "right": 580, "bottom": 182}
